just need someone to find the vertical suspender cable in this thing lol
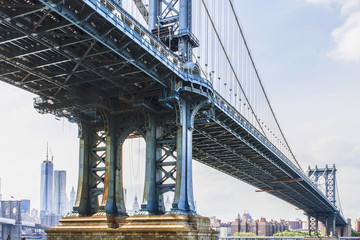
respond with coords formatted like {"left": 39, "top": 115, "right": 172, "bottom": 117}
{"left": 217, "top": 0, "right": 221, "bottom": 92}
{"left": 201, "top": 0, "right": 266, "bottom": 136}
{"left": 211, "top": 0, "right": 215, "bottom": 83}
{"left": 205, "top": 0, "right": 209, "bottom": 78}
{"left": 228, "top": 0, "right": 303, "bottom": 172}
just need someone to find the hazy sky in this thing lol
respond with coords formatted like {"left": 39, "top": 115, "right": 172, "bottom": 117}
{"left": 1, "top": 0, "right": 360, "bottom": 225}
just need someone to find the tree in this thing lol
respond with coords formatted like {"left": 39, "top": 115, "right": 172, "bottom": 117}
{"left": 273, "top": 230, "right": 308, "bottom": 236}
{"left": 233, "top": 232, "right": 258, "bottom": 237}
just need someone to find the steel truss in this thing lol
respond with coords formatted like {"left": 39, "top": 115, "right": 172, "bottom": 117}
{"left": 148, "top": 0, "right": 199, "bottom": 60}
{"left": 71, "top": 96, "right": 208, "bottom": 216}
{"left": 307, "top": 165, "right": 337, "bottom": 207}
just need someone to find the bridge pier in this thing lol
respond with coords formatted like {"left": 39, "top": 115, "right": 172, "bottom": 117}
{"left": 48, "top": 99, "right": 216, "bottom": 239}
{"left": 71, "top": 119, "right": 127, "bottom": 217}
{"left": 307, "top": 215, "right": 319, "bottom": 236}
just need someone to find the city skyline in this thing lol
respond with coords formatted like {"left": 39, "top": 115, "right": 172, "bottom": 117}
{"left": 0, "top": 0, "right": 359, "bottom": 225}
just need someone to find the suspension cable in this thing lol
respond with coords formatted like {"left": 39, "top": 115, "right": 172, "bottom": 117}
{"left": 228, "top": 0, "right": 303, "bottom": 172}
{"left": 201, "top": 0, "right": 266, "bottom": 136}
{"left": 335, "top": 178, "right": 344, "bottom": 216}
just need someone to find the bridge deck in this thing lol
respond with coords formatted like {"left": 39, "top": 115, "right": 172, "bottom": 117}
{"left": 0, "top": 0, "right": 345, "bottom": 226}
{"left": 193, "top": 94, "right": 345, "bottom": 225}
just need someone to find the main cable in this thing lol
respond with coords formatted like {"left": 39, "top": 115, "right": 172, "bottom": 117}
{"left": 228, "top": 0, "right": 303, "bottom": 172}
{"left": 335, "top": 177, "right": 344, "bottom": 216}
{"left": 201, "top": 0, "right": 266, "bottom": 136}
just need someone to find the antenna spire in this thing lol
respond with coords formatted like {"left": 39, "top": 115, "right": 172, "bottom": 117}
{"left": 46, "top": 142, "right": 49, "bottom": 162}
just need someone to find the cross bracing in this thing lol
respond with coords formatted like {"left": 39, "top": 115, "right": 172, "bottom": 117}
{"left": 0, "top": 0, "right": 346, "bottom": 229}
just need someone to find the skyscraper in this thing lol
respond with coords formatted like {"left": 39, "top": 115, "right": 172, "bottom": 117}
{"left": 53, "top": 170, "right": 67, "bottom": 216}
{"left": 0, "top": 177, "right": 2, "bottom": 201}
{"left": 40, "top": 144, "right": 54, "bottom": 219}
{"left": 70, "top": 186, "right": 76, "bottom": 210}
{"left": 21, "top": 199, "right": 30, "bottom": 213}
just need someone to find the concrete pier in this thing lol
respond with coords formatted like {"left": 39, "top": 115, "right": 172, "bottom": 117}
{"left": 46, "top": 215, "right": 218, "bottom": 240}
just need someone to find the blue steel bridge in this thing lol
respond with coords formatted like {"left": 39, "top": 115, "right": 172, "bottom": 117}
{"left": 0, "top": 0, "right": 346, "bottom": 236}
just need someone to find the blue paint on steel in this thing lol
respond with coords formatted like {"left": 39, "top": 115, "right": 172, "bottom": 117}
{"left": 0, "top": 0, "right": 347, "bottom": 226}
{"left": 38, "top": 0, "right": 186, "bottom": 86}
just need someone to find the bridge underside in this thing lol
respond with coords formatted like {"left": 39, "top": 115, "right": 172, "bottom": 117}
{"left": 0, "top": 0, "right": 185, "bottom": 119}
{"left": 192, "top": 109, "right": 345, "bottom": 226}
{"left": 0, "top": 0, "right": 346, "bottom": 233}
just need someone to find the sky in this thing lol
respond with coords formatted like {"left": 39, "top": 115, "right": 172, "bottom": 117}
{"left": 1, "top": 0, "right": 360, "bottom": 226}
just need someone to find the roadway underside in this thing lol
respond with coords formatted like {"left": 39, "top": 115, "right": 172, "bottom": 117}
{"left": 192, "top": 107, "right": 345, "bottom": 226}
{"left": 0, "top": 0, "right": 180, "bottom": 119}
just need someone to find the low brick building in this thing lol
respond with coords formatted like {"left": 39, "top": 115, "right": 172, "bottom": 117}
{"left": 215, "top": 212, "right": 290, "bottom": 236}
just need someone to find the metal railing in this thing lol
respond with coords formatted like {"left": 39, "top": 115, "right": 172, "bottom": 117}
{"left": 212, "top": 90, "right": 302, "bottom": 173}
{"left": 90, "top": 0, "right": 183, "bottom": 69}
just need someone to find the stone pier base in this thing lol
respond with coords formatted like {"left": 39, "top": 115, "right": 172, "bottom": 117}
{"left": 46, "top": 214, "right": 218, "bottom": 240}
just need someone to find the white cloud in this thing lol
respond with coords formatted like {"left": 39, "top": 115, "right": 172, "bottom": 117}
{"left": 306, "top": 0, "right": 360, "bottom": 61}
{"left": 339, "top": 0, "right": 360, "bottom": 16}
{"left": 329, "top": 11, "right": 360, "bottom": 61}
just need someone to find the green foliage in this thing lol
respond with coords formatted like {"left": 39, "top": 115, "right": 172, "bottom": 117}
{"left": 352, "top": 231, "right": 360, "bottom": 237}
{"left": 232, "top": 232, "right": 258, "bottom": 237}
{"left": 273, "top": 230, "right": 308, "bottom": 236}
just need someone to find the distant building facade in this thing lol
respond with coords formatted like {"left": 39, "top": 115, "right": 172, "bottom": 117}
{"left": 210, "top": 216, "right": 232, "bottom": 237}
{"left": 211, "top": 212, "right": 290, "bottom": 237}
{"left": 53, "top": 170, "right": 67, "bottom": 216}
{"left": 286, "top": 219, "right": 303, "bottom": 230}
{"left": 42, "top": 213, "right": 62, "bottom": 227}
{"left": 355, "top": 218, "right": 360, "bottom": 232}
{"left": 20, "top": 199, "right": 30, "bottom": 213}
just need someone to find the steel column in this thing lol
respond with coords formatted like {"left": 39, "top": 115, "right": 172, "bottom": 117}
{"left": 140, "top": 114, "right": 160, "bottom": 214}
{"left": 148, "top": 0, "right": 159, "bottom": 32}
{"left": 155, "top": 125, "right": 167, "bottom": 213}
{"left": 325, "top": 217, "right": 329, "bottom": 236}
{"left": 178, "top": 0, "right": 192, "bottom": 60}
{"left": 73, "top": 123, "right": 94, "bottom": 215}
{"left": 98, "top": 115, "right": 127, "bottom": 216}
{"left": 307, "top": 215, "right": 311, "bottom": 236}
{"left": 114, "top": 129, "right": 127, "bottom": 215}
{"left": 333, "top": 214, "right": 337, "bottom": 237}
{"left": 170, "top": 99, "right": 196, "bottom": 214}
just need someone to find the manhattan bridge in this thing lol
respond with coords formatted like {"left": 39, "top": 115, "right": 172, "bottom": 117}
{"left": 0, "top": 0, "right": 349, "bottom": 239}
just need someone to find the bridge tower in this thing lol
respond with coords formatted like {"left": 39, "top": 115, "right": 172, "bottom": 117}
{"left": 0, "top": 201, "right": 21, "bottom": 240}
{"left": 307, "top": 165, "right": 337, "bottom": 206}
{"left": 148, "top": 0, "right": 199, "bottom": 61}
{"left": 307, "top": 165, "right": 338, "bottom": 237}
